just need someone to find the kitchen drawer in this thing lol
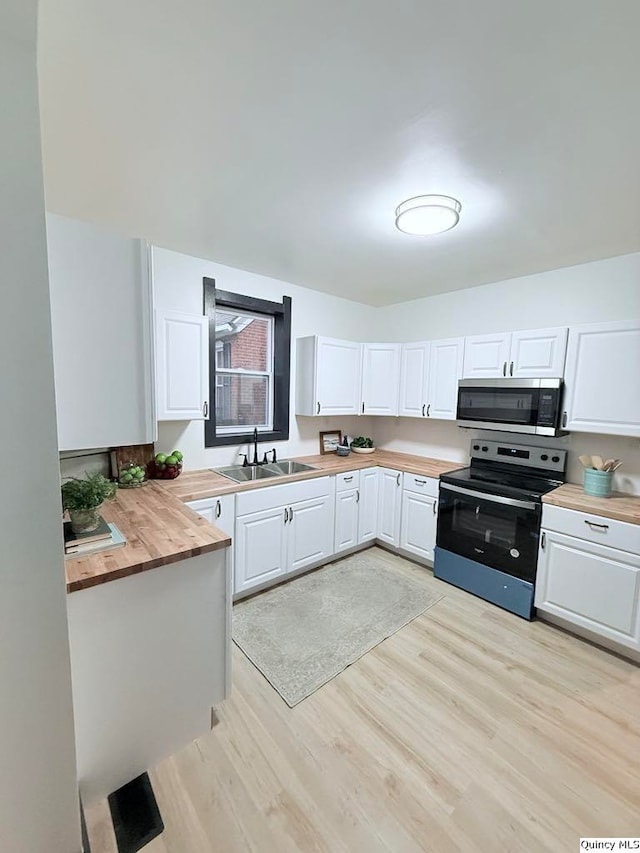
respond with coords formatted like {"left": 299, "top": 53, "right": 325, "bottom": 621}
{"left": 236, "top": 476, "right": 331, "bottom": 516}
{"left": 335, "top": 470, "right": 360, "bottom": 492}
{"left": 542, "top": 504, "right": 640, "bottom": 555}
{"left": 403, "top": 472, "right": 439, "bottom": 498}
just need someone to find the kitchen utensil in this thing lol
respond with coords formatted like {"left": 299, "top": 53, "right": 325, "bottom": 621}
{"left": 609, "top": 460, "right": 622, "bottom": 472}
{"left": 591, "top": 455, "right": 604, "bottom": 470}
{"left": 578, "top": 455, "right": 593, "bottom": 469}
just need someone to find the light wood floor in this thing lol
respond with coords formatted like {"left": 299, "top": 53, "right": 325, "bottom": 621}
{"left": 86, "top": 550, "right": 640, "bottom": 852}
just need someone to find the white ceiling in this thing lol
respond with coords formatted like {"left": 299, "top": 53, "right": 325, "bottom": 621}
{"left": 37, "top": 0, "right": 640, "bottom": 306}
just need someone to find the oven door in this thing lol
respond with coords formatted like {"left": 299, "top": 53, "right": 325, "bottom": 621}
{"left": 436, "top": 483, "right": 541, "bottom": 582}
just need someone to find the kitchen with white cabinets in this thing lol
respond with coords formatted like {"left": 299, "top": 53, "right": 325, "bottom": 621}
{"left": 9, "top": 5, "right": 640, "bottom": 850}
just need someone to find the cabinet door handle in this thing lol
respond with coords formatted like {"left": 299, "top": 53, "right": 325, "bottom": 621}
{"left": 509, "top": 361, "right": 514, "bottom": 376}
{"left": 215, "top": 499, "right": 221, "bottom": 519}
{"left": 289, "top": 506, "right": 294, "bottom": 520}
{"left": 396, "top": 473, "right": 401, "bottom": 486}
{"left": 541, "top": 531, "right": 546, "bottom": 550}
{"left": 203, "top": 401, "right": 209, "bottom": 418}
{"left": 421, "top": 404, "right": 426, "bottom": 417}
{"left": 432, "top": 500, "right": 437, "bottom": 515}
{"left": 317, "top": 402, "right": 321, "bottom": 415}
{"left": 562, "top": 411, "right": 567, "bottom": 428}
{"left": 503, "top": 361, "right": 507, "bottom": 376}
{"left": 585, "top": 520, "right": 609, "bottom": 531}
{"left": 426, "top": 403, "right": 431, "bottom": 417}
{"left": 284, "top": 507, "right": 289, "bottom": 524}
{"left": 362, "top": 402, "right": 365, "bottom": 414}
{"left": 356, "top": 489, "right": 360, "bottom": 503}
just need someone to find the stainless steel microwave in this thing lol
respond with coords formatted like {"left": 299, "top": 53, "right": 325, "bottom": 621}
{"left": 456, "top": 378, "right": 565, "bottom": 436}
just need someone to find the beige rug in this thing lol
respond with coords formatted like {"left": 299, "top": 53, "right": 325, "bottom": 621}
{"left": 233, "top": 547, "right": 444, "bottom": 706}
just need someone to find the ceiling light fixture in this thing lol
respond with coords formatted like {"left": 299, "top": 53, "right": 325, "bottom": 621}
{"left": 395, "top": 195, "right": 462, "bottom": 236}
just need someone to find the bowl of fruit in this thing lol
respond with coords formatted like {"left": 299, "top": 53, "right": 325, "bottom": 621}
{"left": 117, "top": 462, "right": 148, "bottom": 488}
{"left": 150, "top": 450, "right": 184, "bottom": 480}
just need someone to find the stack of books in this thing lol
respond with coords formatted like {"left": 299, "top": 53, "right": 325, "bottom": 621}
{"left": 64, "top": 516, "right": 126, "bottom": 558}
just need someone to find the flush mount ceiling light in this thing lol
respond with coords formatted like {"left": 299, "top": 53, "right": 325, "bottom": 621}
{"left": 395, "top": 194, "right": 462, "bottom": 236}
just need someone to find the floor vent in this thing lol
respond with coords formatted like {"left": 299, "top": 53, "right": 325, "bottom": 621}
{"left": 108, "top": 772, "right": 164, "bottom": 853}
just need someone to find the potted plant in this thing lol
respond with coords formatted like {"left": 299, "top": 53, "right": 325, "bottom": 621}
{"left": 350, "top": 436, "right": 376, "bottom": 454}
{"left": 61, "top": 473, "right": 117, "bottom": 533}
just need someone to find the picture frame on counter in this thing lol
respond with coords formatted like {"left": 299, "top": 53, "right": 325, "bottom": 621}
{"left": 319, "top": 430, "right": 342, "bottom": 455}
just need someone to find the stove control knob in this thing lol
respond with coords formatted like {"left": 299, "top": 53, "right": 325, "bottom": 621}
{"left": 541, "top": 454, "right": 549, "bottom": 461}
{"left": 473, "top": 444, "right": 480, "bottom": 451}
{"left": 552, "top": 455, "right": 560, "bottom": 463}
{"left": 481, "top": 446, "right": 488, "bottom": 452}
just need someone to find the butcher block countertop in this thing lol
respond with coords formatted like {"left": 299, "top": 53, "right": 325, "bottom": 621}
{"left": 160, "top": 450, "right": 463, "bottom": 503}
{"left": 65, "top": 482, "right": 232, "bottom": 594}
{"left": 542, "top": 483, "right": 640, "bottom": 526}
{"left": 65, "top": 449, "right": 460, "bottom": 593}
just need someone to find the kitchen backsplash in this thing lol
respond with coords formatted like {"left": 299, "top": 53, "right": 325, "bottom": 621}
{"left": 372, "top": 419, "right": 640, "bottom": 495}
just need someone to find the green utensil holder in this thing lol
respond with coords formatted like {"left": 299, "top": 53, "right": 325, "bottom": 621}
{"left": 584, "top": 468, "right": 613, "bottom": 498}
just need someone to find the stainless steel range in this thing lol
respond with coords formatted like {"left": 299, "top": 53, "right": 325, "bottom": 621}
{"left": 434, "top": 439, "right": 566, "bottom": 619}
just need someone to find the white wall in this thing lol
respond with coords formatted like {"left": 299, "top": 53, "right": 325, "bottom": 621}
{"left": 371, "top": 253, "right": 640, "bottom": 493}
{"left": 371, "top": 252, "right": 640, "bottom": 341}
{"left": 0, "top": 5, "right": 80, "bottom": 852}
{"left": 153, "top": 247, "right": 377, "bottom": 469}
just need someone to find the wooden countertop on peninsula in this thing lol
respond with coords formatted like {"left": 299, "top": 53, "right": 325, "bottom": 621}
{"left": 65, "top": 482, "right": 232, "bottom": 594}
{"left": 542, "top": 483, "right": 640, "bottom": 526}
{"left": 159, "top": 450, "right": 463, "bottom": 503}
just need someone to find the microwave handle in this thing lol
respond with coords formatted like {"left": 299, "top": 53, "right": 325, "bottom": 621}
{"left": 440, "top": 483, "right": 538, "bottom": 511}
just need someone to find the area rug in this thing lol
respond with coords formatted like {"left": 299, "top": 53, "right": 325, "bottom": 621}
{"left": 233, "top": 547, "right": 444, "bottom": 706}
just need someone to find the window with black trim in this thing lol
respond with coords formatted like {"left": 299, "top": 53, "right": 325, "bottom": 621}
{"left": 203, "top": 278, "right": 291, "bottom": 447}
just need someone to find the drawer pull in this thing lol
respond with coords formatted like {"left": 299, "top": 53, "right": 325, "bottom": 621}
{"left": 414, "top": 479, "right": 426, "bottom": 485}
{"left": 344, "top": 476, "right": 353, "bottom": 482}
{"left": 585, "top": 520, "right": 609, "bottom": 531}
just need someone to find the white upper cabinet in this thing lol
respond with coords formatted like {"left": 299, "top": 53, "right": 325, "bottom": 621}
{"left": 399, "top": 342, "right": 429, "bottom": 418}
{"left": 398, "top": 338, "right": 463, "bottom": 420}
{"left": 509, "top": 327, "right": 568, "bottom": 378}
{"left": 47, "top": 214, "right": 156, "bottom": 451}
{"left": 295, "top": 336, "right": 362, "bottom": 416}
{"left": 562, "top": 320, "right": 640, "bottom": 436}
{"left": 427, "top": 337, "right": 465, "bottom": 420}
{"left": 463, "top": 327, "right": 568, "bottom": 379}
{"left": 462, "top": 332, "right": 512, "bottom": 379}
{"left": 362, "top": 343, "right": 401, "bottom": 416}
{"left": 155, "top": 310, "right": 209, "bottom": 421}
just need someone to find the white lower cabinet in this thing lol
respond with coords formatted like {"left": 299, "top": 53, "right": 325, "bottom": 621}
{"left": 400, "top": 474, "right": 438, "bottom": 561}
{"left": 234, "top": 477, "right": 334, "bottom": 595}
{"left": 186, "top": 494, "right": 235, "bottom": 585}
{"left": 235, "top": 505, "right": 289, "bottom": 594}
{"left": 288, "top": 494, "right": 335, "bottom": 573}
{"left": 377, "top": 468, "right": 402, "bottom": 547}
{"left": 358, "top": 468, "right": 379, "bottom": 543}
{"left": 335, "top": 488, "right": 360, "bottom": 553}
{"left": 536, "top": 506, "right": 640, "bottom": 653}
{"left": 334, "top": 467, "right": 380, "bottom": 553}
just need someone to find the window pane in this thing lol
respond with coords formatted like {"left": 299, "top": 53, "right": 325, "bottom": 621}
{"left": 215, "top": 310, "right": 272, "bottom": 372}
{"left": 215, "top": 374, "right": 271, "bottom": 430}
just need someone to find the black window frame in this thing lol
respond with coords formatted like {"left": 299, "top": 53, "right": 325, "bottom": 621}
{"left": 203, "top": 278, "right": 291, "bottom": 448}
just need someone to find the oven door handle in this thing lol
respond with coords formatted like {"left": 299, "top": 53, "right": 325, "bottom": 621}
{"left": 439, "top": 483, "right": 539, "bottom": 511}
